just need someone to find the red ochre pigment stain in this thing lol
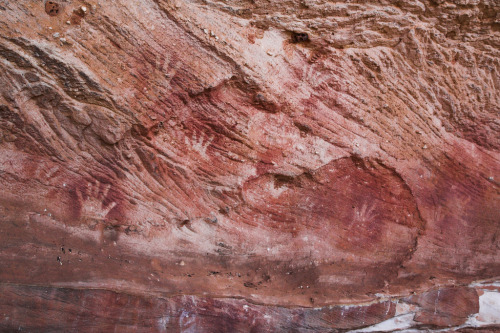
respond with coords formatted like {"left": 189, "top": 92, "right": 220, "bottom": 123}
{"left": 242, "top": 157, "right": 424, "bottom": 256}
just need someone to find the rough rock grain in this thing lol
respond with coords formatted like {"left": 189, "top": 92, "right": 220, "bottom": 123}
{"left": 0, "top": 0, "right": 499, "bottom": 331}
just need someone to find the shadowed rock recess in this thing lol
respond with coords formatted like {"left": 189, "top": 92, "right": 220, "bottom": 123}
{"left": 0, "top": 0, "right": 499, "bottom": 331}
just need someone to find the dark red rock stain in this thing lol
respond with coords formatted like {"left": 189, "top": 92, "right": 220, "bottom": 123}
{"left": 0, "top": 284, "right": 399, "bottom": 332}
{"left": 412, "top": 154, "right": 500, "bottom": 277}
{"left": 68, "top": 176, "right": 125, "bottom": 227}
{"left": 406, "top": 287, "right": 479, "bottom": 327}
{"left": 242, "top": 156, "right": 424, "bottom": 255}
{"left": 70, "top": 6, "right": 87, "bottom": 25}
{"left": 1, "top": 105, "right": 56, "bottom": 156}
{"left": 44, "top": 1, "right": 60, "bottom": 17}
{"left": 291, "top": 32, "right": 310, "bottom": 44}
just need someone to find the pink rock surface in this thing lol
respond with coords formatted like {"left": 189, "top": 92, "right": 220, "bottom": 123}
{"left": 407, "top": 286, "right": 479, "bottom": 327}
{"left": 0, "top": 0, "right": 499, "bottom": 331}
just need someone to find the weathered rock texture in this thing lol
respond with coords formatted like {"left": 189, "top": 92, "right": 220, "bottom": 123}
{"left": 0, "top": 0, "right": 499, "bottom": 331}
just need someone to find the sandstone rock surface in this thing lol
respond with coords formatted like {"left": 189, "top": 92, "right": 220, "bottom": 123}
{"left": 0, "top": 0, "right": 499, "bottom": 331}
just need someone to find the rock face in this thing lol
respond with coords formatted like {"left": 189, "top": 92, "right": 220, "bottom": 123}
{"left": 0, "top": 0, "right": 499, "bottom": 331}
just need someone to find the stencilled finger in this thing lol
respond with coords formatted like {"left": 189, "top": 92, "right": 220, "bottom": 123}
{"left": 102, "top": 183, "right": 111, "bottom": 199}
{"left": 106, "top": 201, "right": 117, "bottom": 213}
{"left": 93, "top": 180, "right": 101, "bottom": 198}
{"left": 87, "top": 182, "right": 94, "bottom": 200}
{"left": 76, "top": 187, "right": 83, "bottom": 202}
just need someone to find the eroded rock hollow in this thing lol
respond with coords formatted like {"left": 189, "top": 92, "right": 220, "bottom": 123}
{"left": 0, "top": 0, "right": 499, "bottom": 331}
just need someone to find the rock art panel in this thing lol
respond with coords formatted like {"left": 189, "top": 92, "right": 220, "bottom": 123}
{"left": 0, "top": 0, "right": 499, "bottom": 331}
{"left": 242, "top": 157, "right": 424, "bottom": 259}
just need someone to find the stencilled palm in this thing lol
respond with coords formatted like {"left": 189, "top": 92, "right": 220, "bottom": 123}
{"left": 346, "top": 202, "right": 382, "bottom": 244}
{"left": 76, "top": 181, "right": 116, "bottom": 220}
{"left": 433, "top": 205, "right": 445, "bottom": 224}
{"left": 184, "top": 131, "right": 214, "bottom": 159}
{"left": 153, "top": 53, "right": 180, "bottom": 89}
{"left": 34, "top": 165, "right": 60, "bottom": 181}
{"left": 302, "top": 64, "right": 330, "bottom": 89}
{"left": 353, "top": 202, "right": 378, "bottom": 226}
